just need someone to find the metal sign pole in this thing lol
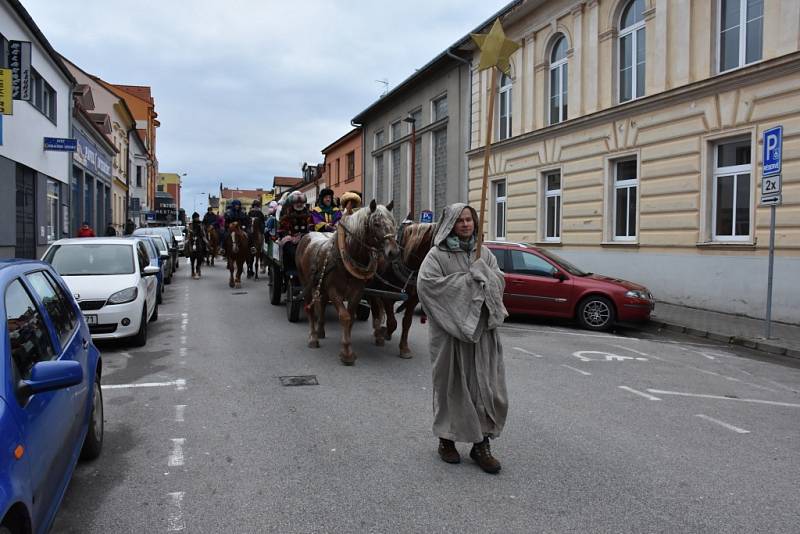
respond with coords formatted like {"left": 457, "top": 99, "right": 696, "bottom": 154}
{"left": 765, "top": 204, "right": 776, "bottom": 339}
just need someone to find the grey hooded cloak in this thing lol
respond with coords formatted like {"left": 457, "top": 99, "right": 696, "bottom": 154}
{"left": 417, "top": 203, "right": 508, "bottom": 443}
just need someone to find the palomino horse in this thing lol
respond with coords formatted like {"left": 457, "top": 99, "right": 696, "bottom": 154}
{"left": 204, "top": 224, "right": 219, "bottom": 266}
{"left": 369, "top": 222, "right": 436, "bottom": 358}
{"left": 296, "top": 199, "right": 398, "bottom": 365}
{"left": 249, "top": 215, "right": 266, "bottom": 279}
{"left": 224, "top": 221, "right": 249, "bottom": 288}
{"left": 186, "top": 226, "right": 207, "bottom": 280}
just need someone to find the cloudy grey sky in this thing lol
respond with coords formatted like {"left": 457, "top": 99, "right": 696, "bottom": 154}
{"left": 24, "top": 0, "right": 506, "bottom": 212}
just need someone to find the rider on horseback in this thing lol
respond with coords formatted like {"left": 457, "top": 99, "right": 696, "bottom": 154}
{"left": 222, "top": 199, "right": 250, "bottom": 256}
{"left": 248, "top": 199, "right": 267, "bottom": 235}
{"left": 278, "top": 191, "right": 312, "bottom": 272}
{"left": 311, "top": 188, "right": 342, "bottom": 232}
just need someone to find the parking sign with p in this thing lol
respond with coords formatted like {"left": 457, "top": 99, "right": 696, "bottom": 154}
{"left": 763, "top": 126, "right": 782, "bottom": 177}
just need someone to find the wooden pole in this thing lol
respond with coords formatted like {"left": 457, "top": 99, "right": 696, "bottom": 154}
{"left": 475, "top": 67, "right": 498, "bottom": 260}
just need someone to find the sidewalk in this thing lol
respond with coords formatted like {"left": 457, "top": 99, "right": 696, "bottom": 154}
{"left": 645, "top": 302, "right": 800, "bottom": 360}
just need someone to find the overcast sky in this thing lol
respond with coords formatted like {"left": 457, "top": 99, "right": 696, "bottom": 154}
{"left": 24, "top": 0, "right": 506, "bottom": 213}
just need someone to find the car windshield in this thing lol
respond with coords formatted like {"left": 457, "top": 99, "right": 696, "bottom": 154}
{"left": 151, "top": 236, "right": 168, "bottom": 253}
{"left": 45, "top": 244, "right": 135, "bottom": 276}
{"left": 170, "top": 227, "right": 183, "bottom": 237}
{"left": 535, "top": 248, "right": 588, "bottom": 276}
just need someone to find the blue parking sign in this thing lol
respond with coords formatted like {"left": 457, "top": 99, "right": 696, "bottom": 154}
{"left": 763, "top": 126, "right": 782, "bottom": 177}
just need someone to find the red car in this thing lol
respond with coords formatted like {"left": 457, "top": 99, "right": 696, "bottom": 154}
{"left": 485, "top": 242, "right": 654, "bottom": 331}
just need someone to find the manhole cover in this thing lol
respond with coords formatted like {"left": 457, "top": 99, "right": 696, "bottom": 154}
{"left": 279, "top": 375, "right": 319, "bottom": 387}
{"left": 231, "top": 291, "right": 248, "bottom": 295}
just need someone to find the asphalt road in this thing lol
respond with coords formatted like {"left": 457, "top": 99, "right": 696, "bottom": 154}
{"left": 53, "top": 258, "right": 800, "bottom": 533}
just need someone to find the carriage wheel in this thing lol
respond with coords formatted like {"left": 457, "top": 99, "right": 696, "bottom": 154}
{"left": 269, "top": 265, "right": 282, "bottom": 305}
{"left": 287, "top": 283, "right": 301, "bottom": 323}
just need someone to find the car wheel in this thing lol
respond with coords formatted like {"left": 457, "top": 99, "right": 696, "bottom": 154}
{"left": 132, "top": 305, "right": 148, "bottom": 346}
{"left": 80, "top": 375, "right": 104, "bottom": 460}
{"left": 577, "top": 296, "right": 616, "bottom": 331}
{"left": 165, "top": 273, "right": 172, "bottom": 285}
{"left": 150, "top": 304, "right": 159, "bottom": 322}
{"left": 269, "top": 266, "right": 282, "bottom": 306}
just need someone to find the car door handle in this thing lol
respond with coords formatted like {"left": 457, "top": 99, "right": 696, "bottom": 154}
{"left": 82, "top": 338, "right": 89, "bottom": 350}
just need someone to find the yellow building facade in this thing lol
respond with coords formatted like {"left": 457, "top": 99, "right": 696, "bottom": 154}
{"left": 469, "top": 0, "right": 799, "bottom": 323}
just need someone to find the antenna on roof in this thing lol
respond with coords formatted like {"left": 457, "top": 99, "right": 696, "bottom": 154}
{"left": 375, "top": 78, "right": 389, "bottom": 97}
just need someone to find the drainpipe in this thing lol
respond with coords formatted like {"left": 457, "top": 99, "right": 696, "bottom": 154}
{"left": 351, "top": 119, "right": 364, "bottom": 199}
{"left": 446, "top": 48, "right": 472, "bottom": 204}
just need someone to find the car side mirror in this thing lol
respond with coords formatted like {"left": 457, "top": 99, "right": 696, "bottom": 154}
{"left": 143, "top": 265, "right": 160, "bottom": 276}
{"left": 18, "top": 360, "right": 83, "bottom": 398}
{"left": 160, "top": 251, "right": 169, "bottom": 259}
{"left": 554, "top": 271, "right": 567, "bottom": 281}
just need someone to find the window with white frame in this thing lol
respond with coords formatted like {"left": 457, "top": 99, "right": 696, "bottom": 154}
{"left": 498, "top": 73, "right": 512, "bottom": 140}
{"left": 713, "top": 138, "right": 751, "bottom": 240}
{"left": 544, "top": 171, "right": 561, "bottom": 241}
{"left": 719, "top": 0, "right": 763, "bottom": 72}
{"left": 432, "top": 94, "right": 448, "bottom": 121}
{"left": 549, "top": 35, "right": 568, "bottom": 125}
{"left": 613, "top": 159, "right": 638, "bottom": 240}
{"left": 390, "top": 121, "right": 402, "bottom": 142}
{"left": 619, "top": 0, "right": 645, "bottom": 103}
{"left": 493, "top": 180, "right": 507, "bottom": 240}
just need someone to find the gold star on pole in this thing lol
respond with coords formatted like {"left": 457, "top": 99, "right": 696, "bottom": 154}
{"left": 471, "top": 19, "right": 520, "bottom": 75}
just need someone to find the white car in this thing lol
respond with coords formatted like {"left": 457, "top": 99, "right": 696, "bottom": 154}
{"left": 169, "top": 226, "right": 186, "bottom": 255}
{"left": 42, "top": 238, "right": 160, "bottom": 346}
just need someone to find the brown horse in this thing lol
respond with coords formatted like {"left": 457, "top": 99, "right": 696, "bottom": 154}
{"left": 296, "top": 200, "right": 398, "bottom": 365}
{"left": 249, "top": 215, "right": 266, "bottom": 279}
{"left": 224, "top": 221, "right": 249, "bottom": 288}
{"left": 369, "top": 222, "right": 436, "bottom": 358}
{"left": 204, "top": 224, "right": 218, "bottom": 266}
{"left": 185, "top": 225, "right": 207, "bottom": 280}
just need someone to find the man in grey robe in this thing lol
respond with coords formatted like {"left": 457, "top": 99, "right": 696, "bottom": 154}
{"left": 417, "top": 203, "right": 508, "bottom": 473}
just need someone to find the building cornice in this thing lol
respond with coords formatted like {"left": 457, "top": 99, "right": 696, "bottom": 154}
{"left": 466, "top": 52, "right": 800, "bottom": 157}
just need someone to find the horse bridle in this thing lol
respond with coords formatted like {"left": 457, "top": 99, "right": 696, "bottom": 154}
{"left": 336, "top": 211, "right": 397, "bottom": 280}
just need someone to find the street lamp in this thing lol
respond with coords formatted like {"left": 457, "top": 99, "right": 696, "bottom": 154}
{"left": 403, "top": 114, "right": 417, "bottom": 221}
{"left": 193, "top": 192, "right": 206, "bottom": 214}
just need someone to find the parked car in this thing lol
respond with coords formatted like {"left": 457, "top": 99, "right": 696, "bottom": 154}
{"left": 485, "top": 242, "right": 654, "bottom": 331}
{"left": 42, "top": 238, "right": 159, "bottom": 346}
{"left": 0, "top": 259, "right": 103, "bottom": 534}
{"left": 169, "top": 226, "right": 186, "bottom": 256}
{"left": 133, "top": 227, "right": 179, "bottom": 273}
{"left": 147, "top": 234, "right": 173, "bottom": 285}
{"left": 128, "top": 236, "right": 165, "bottom": 304}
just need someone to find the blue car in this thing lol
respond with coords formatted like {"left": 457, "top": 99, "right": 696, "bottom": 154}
{"left": 0, "top": 260, "right": 103, "bottom": 534}
{"left": 127, "top": 236, "right": 166, "bottom": 304}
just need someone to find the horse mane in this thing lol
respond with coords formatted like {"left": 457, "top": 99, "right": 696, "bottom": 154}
{"left": 340, "top": 204, "right": 393, "bottom": 243}
{"left": 402, "top": 223, "right": 436, "bottom": 265}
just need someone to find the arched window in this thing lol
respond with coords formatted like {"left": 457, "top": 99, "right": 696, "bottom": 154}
{"left": 498, "top": 73, "right": 512, "bottom": 140}
{"left": 549, "top": 35, "right": 568, "bottom": 125}
{"left": 619, "top": 0, "right": 646, "bottom": 102}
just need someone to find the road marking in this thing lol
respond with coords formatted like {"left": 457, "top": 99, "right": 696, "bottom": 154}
{"left": 695, "top": 414, "right": 750, "bottom": 434}
{"left": 647, "top": 389, "right": 800, "bottom": 408}
{"left": 561, "top": 364, "right": 591, "bottom": 376}
{"left": 175, "top": 405, "right": 186, "bottom": 422}
{"left": 102, "top": 379, "right": 187, "bottom": 390}
{"left": 167, "top": 491, "right": 186, "bottom": 531}
{"left": 500, "top": 325, "right": 637, "bottom": 340}
{"left": 168, "top": 438, "right": 185, "bottom": 466}
{"left": 611, "top": 344, "right": 649, "bottom": 357}
{"left": 180, "top": 336, "right": 187, "bottom": 345}
{"left": 513, "top": 347, "right": 543, "bottom": 358}
{"left": 573, "top": 350, "right": 645, "bottom": 362}
{"left": 618, "top": 386, "right": 662, "bottom": 401}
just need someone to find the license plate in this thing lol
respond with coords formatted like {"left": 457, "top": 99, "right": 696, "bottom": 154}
{"left": 85, "top": 314, "right": 98, "bottom": 325}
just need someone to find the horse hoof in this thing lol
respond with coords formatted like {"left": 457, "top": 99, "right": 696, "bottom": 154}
{"left": 235, "top": 283, "right": 241, "bottom": 289}
{"left": 318, "top": 330, "right": 326, "bottom": 339}
{"left": 385, "top": 334, "right": 393, "bottom": 342}
{"left": 229, "top": 281, "right": 235, "bottom": 288}
{"left": 398, "top": 352, "right": 413, "bottom": 359}
{"left": 308, "top": 339, "right": 320, "bottom": 349}
{"left": 339, "top": 352, "right": 356, "bottom": 366}
{"left": 375, "top": 338, "right": 385, "bottom": 347}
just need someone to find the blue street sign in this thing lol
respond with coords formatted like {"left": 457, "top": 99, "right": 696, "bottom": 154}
{"left": 420, "top": 210, "right": 434, "bottom": 223}
{"left": 43, "top": 137, "right": 77, "bottom": 151}
{"left": 763, "top": 126, "right": 782, "bottom": 177}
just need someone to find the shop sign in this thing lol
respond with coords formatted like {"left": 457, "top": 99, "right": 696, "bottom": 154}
{"left": 73, "top": 127, "right": 113, "bottom": 180}
{"left": 0, "top": 69, "right": 12, "bottom": 115}
{"left": 8, "top": 41, "right": 31, "bottom": 101}
{"left": 44, "top": 137, "right": 77, "bottom": 151}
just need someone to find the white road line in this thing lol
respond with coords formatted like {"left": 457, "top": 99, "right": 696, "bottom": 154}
{"left": 513, "top": 347, "right": 543, "bottom": 358}
{"left": 561, "top": 364, "right": 591, "bottom": 376}
{"left": 618, "top": 386, "right": 662, "bottom": 401}
{"left": 647, "top": 389, "right": 800, "bottom": 408}
{"left": 500, "top": 325, "right": 637, "bottom": 340}
{"left": 168, "top": 438, "right": 185, "bottom": 466}
{"left": 175, "top": 405, "right": 186, "bottom": 422}
{"left": 695, "top": 414, "right": 750, "bottom": 434}
{"left": 102, "top": 379, "right": 187, "bottom": 390}
{"left": 167, "top": 491, "right": 186, "bottom": 531}
{"left": 180, "top": 336, "right": 187, "bottom": 345}
{"left": 611, "top": 344, "right": 649, "bottom": 357}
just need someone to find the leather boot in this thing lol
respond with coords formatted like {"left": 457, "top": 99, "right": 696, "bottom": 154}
{"left": 438, "top": 438, "right": 461, "bottom": 464}
{"left": 470, "top": 437, "right": 501, "bottom": 474}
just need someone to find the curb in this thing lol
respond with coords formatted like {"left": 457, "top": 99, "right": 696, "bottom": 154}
{"left": 643, "top": 319, "right": 800, "bottom": 361}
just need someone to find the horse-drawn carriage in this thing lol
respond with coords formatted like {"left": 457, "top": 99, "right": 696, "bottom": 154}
{"left": 267, "top": 238, "right": 304, "bottom": 322}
